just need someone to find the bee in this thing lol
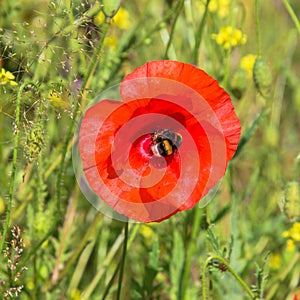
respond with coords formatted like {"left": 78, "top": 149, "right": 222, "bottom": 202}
{"left": 151, "top": 129, "right": 182, "bottom": 157}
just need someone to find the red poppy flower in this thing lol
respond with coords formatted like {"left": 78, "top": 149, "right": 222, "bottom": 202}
{"left": 78, "top": 60, "right": 241, "bottom": 222}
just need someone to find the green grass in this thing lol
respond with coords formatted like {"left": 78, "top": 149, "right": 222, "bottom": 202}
{"left": 0, "top": 0, "right": 300, "bottom": 299}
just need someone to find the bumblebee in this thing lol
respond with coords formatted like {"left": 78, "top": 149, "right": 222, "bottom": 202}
{"left": 151, "top": 129, "right": 182, "bottom": 157}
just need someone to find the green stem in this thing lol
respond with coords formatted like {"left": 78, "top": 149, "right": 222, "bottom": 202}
{"left": 180, "top": 207, "right": 203, "bottom": 300}
{"left": 255, "top": 0, "right": 262, "bottom": 57}
{"left": 102, "top": 226, "right": 141, "bottom": 299}
{"left": 202, "top": 256, "right": 255, "bottom": 300}
{"left": 163, "top": 0, "right": 184, "bottom": 59}
{"left": 282, "top": 0, "right": 300, "bottom": 35}
{"left": 37, "top": 155, "right": 45, "bottom": 212}
{"left": 222, "top": 49, "right": 231, "bottom": 89}
{"left": 192, "top": 0, "right": 210, "bottom": 64}
{"left": 0, "top": 81, "right": 38, "bottom": 254}
{"left": 116, "top": 221, "right": 129, "bottom": 300}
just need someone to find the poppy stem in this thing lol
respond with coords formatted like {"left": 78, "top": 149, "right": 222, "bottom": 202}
{"left": 163, "top": 0, "right": 184, "bottom": 59}
{"left": 282, "top": 0, "right": 300, "bottom": 35}
{"left": 202, "top": 256, "right": 256, "bottom": 299}
{"left": 116, "top": 221, "right": 129, "bottom": 300}
{"left": 180, "top": 207, "right": 203, "bottom": 300}
{"left": 254, "top": 0, "right": 262, "bottom": 58}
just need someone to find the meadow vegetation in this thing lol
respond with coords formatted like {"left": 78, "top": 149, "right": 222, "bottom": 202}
{"left": 0, "top": 0, "right": 300, "bottom": 299}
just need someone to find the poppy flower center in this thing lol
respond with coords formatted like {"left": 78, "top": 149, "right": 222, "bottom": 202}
{"left": 150, "top": 129, "right": 182, "bottom": 157}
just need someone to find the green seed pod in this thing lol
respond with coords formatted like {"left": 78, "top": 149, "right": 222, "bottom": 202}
{"left": 253, "top": 58, "right": 272, "bottom": 98}
{"left": 102, "top": 0, "right": 121, "bottom": 18}
{"left": 230, "top": 67, "right": 248, "bottom": 99}
{"left": 25, "top": 124, "right": 44, "bottom": 163}
{"left": 279, "top": 181, "right": 300, "bottom": 222}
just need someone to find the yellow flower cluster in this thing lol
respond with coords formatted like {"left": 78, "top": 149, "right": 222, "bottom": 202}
{"left": 283, "top": 222, "right": 300, "bottom": 252}
{"left": 211, "top": 26, "right": 247, "bottom": 49}
{"left": 208, "top": 0, "right": 231, "bottom": 18}
{"left": 0, "top": 68, "right": 18, "bottom": 86}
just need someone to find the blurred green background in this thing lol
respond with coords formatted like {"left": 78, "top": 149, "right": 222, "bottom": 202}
{"left": 0, "top": 0, "right": 300, "bottom": 299}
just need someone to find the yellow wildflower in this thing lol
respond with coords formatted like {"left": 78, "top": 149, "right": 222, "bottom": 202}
{"left": 0, "top": 196, "right": 5, "bottom": 214}
{"left": 0, "top": 68, "right": 18, "bottom": 86}
{"left": 112, "top": 7, "right": 131, "bottom": 30}
{"left": 240, "top": 54, "right": 257, "bottom": 78}
{"left": 26, "top": 278, "right": 35, "bottom": 290}
{"left": 286, "top": 239, "right": 296, "bottom": 252}
{"left": 289, "top": 222, "right": 300, "bottom": 241}
{"left": 94, "top": 11, "right": 106, "bottom": 26}
{"left": 283, "top": 222, "right": 300, "bottom": 241}
{"left": 208, "top": 0, "right": 231, "bottom": 18}
{"left": 268, "top": 253, "right": 281, "bottom": 270}
{"left": 104, "top": 36, "right": 118, "bottom": 50}
{"left": 283, "top": 222, "right": 300, "bottom": 252}
{"left": 94, "top": 7, "right": 131, "bottom": 30}
{"left": 211, "top": 26, "right": 247, "bottom": 49}
{"left": 140, "top": 225, "right": 154, "bottom": 240}
{"left": 71, "top": 289, "right": 81, "bottom": 300}
{"left": 283, "top": 230, "right": 289, "bottom": 238}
